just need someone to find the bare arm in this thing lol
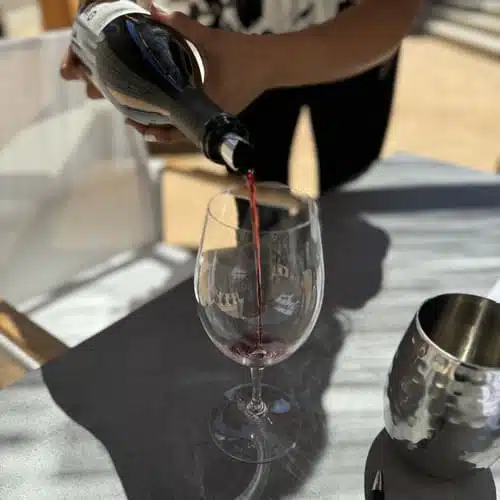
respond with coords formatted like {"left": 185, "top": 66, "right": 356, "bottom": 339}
{"left": 259, "top": 0, "right": 423, "bottom": 88}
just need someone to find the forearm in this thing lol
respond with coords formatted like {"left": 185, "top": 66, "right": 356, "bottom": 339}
{"left": 260, "top": 0, "right": 423, "bottom": 88}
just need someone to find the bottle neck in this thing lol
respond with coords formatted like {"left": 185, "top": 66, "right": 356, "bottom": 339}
{"left": 220, "top": 134, "right": 241, "bottom": 171}
{"left": 200, "top": 112, "right": 253, "bottom": 174}
{"left": 219, "top": 134, "right": 254, "bottom": 175}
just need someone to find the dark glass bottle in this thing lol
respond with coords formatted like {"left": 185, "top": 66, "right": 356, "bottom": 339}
{"left": 71, "top": 0, "right": 253, "bottom": 173}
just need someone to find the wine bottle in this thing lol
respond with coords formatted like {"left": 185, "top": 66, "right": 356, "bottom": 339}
{"left": 70, "top": 0, "right": 253, "bottom": 174}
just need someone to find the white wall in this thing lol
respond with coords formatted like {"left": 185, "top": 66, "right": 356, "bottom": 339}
{"left": 1, "top": 0, "right": 42, "bottom": 38}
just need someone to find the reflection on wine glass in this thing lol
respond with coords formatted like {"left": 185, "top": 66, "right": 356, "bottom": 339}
{"left": 194, "top": 182, "right": 325, "bottom": 463}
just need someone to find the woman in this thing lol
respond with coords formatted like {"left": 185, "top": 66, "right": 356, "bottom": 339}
{"left": 61, "top": 0, "right": 422, "bottom": 193}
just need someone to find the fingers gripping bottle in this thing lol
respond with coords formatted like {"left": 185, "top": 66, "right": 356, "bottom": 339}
{"left": 71, "top": 0, "right": 253, "bottom": 173}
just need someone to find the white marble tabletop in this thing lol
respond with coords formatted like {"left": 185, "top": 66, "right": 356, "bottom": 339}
{"left": 1, "top": 153, "right": 500, "bottom": 500}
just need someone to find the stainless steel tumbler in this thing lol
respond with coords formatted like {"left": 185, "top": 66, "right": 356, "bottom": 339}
{"left": 384, "top": 293, "right": 500, "bottom": 479}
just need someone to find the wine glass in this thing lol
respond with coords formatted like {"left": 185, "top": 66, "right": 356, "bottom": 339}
{"left": 194, "top": 181, "right": 325, "bottom": 463}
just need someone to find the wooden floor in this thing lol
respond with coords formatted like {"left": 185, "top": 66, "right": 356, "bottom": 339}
{"left": 384, "top": 36, "right": 500, "bottom": 173}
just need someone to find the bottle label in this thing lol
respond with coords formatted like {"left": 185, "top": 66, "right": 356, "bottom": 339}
{"left": 79, "top": 1, "right": 149, "bottom": 36}
{"left": 71, "top": 1, "right": 150, "bottom": 78}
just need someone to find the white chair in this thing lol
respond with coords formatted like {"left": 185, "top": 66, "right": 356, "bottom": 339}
{"left": 0, "top": 29, "right": 194, "bottom": 384}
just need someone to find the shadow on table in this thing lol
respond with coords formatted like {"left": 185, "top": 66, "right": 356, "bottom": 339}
{"left": 337, "top": 183, "right": 500, "bottom": 214}
{"left": 41, "top": 206, "right": 390, "bottom": 500}
{"left": 364, "top": 430, "right": 497, "bottom": 500}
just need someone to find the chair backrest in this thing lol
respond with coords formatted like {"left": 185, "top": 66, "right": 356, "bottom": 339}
{"left": 0, "top": 29, "right": 158, "bottom": 306}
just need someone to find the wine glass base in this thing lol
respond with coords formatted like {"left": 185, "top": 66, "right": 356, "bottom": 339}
{"left": 209, "top": 383, "right": 301, "bottom": 464}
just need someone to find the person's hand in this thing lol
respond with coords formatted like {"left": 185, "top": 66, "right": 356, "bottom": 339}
{"left": 59, "top": 4, "right": 274, "bottom": 144}
{"left": 60, "top": 47, "right": 103, "bottom": 100}
{"left": 127, "top": 4, "right": 274, "bottom": 144}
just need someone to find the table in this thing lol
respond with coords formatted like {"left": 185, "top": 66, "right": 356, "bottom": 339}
{"left": 1, "top": 154, "right": 500, "bottom": 500}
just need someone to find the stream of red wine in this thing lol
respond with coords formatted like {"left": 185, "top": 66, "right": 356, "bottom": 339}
{"left": 229, "top": 172, "right": 290, "bottom": 365}
{"left": 246, "top": 170, "right": 264, "bottom": 347}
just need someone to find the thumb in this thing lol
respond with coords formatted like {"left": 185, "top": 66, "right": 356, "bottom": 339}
{"left": 150, "top": 4, "right": 209, "bottom": 46}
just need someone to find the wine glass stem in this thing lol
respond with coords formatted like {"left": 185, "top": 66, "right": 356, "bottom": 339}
{"left": 247, "top": 367, "right": 266, "bottom": 417}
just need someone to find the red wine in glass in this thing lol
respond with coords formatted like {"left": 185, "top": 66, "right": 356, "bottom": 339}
{"left": 227, "top": 171, "right": 298, "bottom": 365}
{"left": 246, "top": 170, "right": 264, "bottom": 348}
{"left": 225, "top": 169, "right": 266, "bottom": 364}
{"left": 206, "top": 173, "right": 308, "bottom": 367}
{"left": 195, "top": 180, "right": 324, "bottom": 463}
{"left": 230, "top": 332, "right": 291, "bottom": 365}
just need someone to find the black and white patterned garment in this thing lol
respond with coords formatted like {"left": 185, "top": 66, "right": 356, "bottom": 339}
{"left": 158, "top": 0, "right": 354, "bottom": 33}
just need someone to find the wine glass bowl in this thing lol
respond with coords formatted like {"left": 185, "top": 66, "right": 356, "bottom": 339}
{"left": 194, "top": 182, "right": 324, "bottom": 463}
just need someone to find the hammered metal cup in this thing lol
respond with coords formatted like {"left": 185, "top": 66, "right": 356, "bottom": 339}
{"left": 384, "top": 293, "right": 500, "bottom": 479}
